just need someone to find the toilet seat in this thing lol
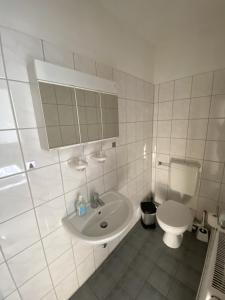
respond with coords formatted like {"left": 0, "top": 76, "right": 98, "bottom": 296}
{"left": 156, "top": 200, "right": 192, "bottom": 248}
{"left": 157, "top": 200, "right": 192, "bottom": 228}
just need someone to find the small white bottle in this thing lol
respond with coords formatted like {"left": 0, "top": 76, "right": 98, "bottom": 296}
{"left": 76, "top": 194, "right": 87, "bottom": 217}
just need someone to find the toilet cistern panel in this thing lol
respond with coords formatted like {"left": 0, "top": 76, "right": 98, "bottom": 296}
{"left": 170, "top": 161, "right": 199, "bottom": 196}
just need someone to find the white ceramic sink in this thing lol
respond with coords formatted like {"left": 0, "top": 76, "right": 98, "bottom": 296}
{"left": 62, "top": 191, "right": 133, "bottom": 244}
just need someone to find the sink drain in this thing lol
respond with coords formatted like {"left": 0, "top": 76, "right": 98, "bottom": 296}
{"left": 100, "top": 221, "right": 108, "bottom": 229}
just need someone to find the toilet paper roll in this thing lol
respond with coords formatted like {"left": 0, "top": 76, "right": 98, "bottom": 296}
{"left": 207, "top": 212, "right": 218, "bottom": 228}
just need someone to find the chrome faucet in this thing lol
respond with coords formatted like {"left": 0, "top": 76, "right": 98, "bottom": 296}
{"left": 91, "top": 192, "right": 105, "bottom": 208}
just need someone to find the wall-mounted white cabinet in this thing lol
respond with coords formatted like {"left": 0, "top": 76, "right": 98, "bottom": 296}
{"left": 34, "top": 60, "right": 119, "bottom": 149}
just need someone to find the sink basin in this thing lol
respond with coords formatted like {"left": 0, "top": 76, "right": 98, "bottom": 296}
{"left": 62, "top": 191, "right": 133, "bottom": 244}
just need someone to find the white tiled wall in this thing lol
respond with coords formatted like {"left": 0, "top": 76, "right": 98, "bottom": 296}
{"left": 0, "top": 27, "right": 153, "bottom": 300}
{"left": 152, "top": 69, "right": 225, "bottom": 219}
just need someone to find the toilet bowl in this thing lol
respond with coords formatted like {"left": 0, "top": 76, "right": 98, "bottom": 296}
{"left": 156, "top": 200, "right": 192, "bottom": 248}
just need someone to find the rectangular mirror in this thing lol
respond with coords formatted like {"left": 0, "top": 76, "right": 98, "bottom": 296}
{"left": 39, "top": 82, "right": 80, "bottom": 148}
{"left": 101, "top": 93, "right": 119, "bottom": 139}
{"left": 38, "top": 82, "right": 119, "bottom": 149}
{"left": 76, "top": 89, "right": 102, "bottom": 143}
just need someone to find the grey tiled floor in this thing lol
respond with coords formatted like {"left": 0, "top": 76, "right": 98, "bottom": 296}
{"left": 70, "top": 221, "right": 207, "bottom": 300}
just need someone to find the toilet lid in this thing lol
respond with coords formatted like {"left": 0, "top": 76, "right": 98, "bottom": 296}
{"left": 157, "top": 200, "right": 192, "bottom": 228}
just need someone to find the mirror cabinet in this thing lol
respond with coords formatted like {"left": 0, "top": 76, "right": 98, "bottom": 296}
{"left": 38, "top": 82, "right": 119, "bottom": 149}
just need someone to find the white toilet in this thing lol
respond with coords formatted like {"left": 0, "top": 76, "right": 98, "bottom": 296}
{"left": 156, "top": 161, "right": 199, "bottom": 248}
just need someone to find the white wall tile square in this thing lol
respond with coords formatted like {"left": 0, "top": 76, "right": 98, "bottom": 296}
{"left": 126, "top": 122, "right": 136, "bottom": 143}
{"left": 117, "top": 165, "right": 128, "bottom": 189}
{"left": 202, "top": 161, "right": 224, "bottom": 182}
{"left": 86, "top": 155, "right": 103, "bottom": 182}
{"left": 0, "top": 210, "right": 39, "bottom": 259}
{"left": 207, "top": 119, "right": 225, "bottom": 141}
{"left": 8, "top": 241, "right": 46, "bottom": 286}
{"left": 204, "top": 141, "right": 225, "bottom": 162}
{"left": 9, "top": 81, "right": 43, "bottom": 129}
{"left": 104, "top": 170, "right": 117, "bottom": 191}
{"left": 188, "top": 119, "right": 208, "bottom": 140}
{"left": 73, "top": 241, "right": 93, "bottom": 266}
{"left": 118, "top": 123, "right": 127, "bottom": 145}
{"left": 199, "top": 179, "right": 220, "bottom": 200}
{"left": 189, "top": 97, "right": 211, "bottom": 119}
{"left": 172, "top": 99, "right": 190, "bottom": 120}
{"left": 170, "top": 138, "right": 186, "bottom": 157}
{"left": 19, "top": 268, "right": 52, "bottom": 300}
{"left": 61, "top": 161, "right": 86, "bottom": 192}
{"left": 35, "top": 196, "right": 66, "bottom": 237}
{"left": 76, "top": 253, "right": 95, "bottom": 286}
{"left": 171, "top": 120, "right": 188, "bottom": 138}
{"left": 127, "top": 161, "right": 137, "bottom": 181}
{"left": 192, "top": 72, "right": 213, "bottom": 97}
{"left": 174, "top": 76, "right": 192, "bottom": 99}
{"left": 49, "top": 249, "right": 74, "bottom": 286}
{"left": 0, "top": 80, "right": 15, "bottom": 129}
{"left": 43, "top": 41, "right": 74, "bottom": 69}
{"left": 118, "top": 98, "right": 127, "bottom": 123}
{"left": 0, "top": 130, "right": 24, "bottom": 178}
{"left": 127, "top": 143, "right": 136, "bottom": 163}
{"left": 156, "top": 138, "right": 170, "bottom": 154}
{"left": 0, "top": 173, "right": 32, "bottom": 223}
{"left": 0, "top": 263, "right": 16, "bottom": 299}
{"left": 157, "top": 121, "right": 171, "bottom": 138}
{"left": 0, "top": 28, "right": 43, "bottom": 82}
{"left": 55, "top": 272, "right": 78, "bottom": 300}
{"left": 116, "top": 145, "right": 128, "bottom": 167}
{"left": 159, "top": 81, "right": 174, "bottom": 102}
{"left": 42, "top": 227, "right": 71, "bottom": 264}
{"left": 20, "top": 128, "right": 59, "bottom": 169}
{"left": 28, "top": 164, "right": 63, "bottom": 206}
{"left": 186, "top": 139, "right": 205, "bottom": 159}
{"left": 213, "top": 69, "right": 225, "bottom": 95}
{"left": 210, "top": 95, "right": 225, "bottom": 118}
{"left": 103, "top": 148, "right": 116, "bottom": 173}
{"left": 126, "top": 100, "right": 136, "bottom": 122}
{"left": 158, "top": 101, "right": 173, "bottom": 120}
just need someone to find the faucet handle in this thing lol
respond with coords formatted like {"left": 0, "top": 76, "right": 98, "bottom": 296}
{"left": 92, "top": 192, "right": 99, "bottom": 200}
{"left": 90, "top": 192, "right": 99, "bottom": 208}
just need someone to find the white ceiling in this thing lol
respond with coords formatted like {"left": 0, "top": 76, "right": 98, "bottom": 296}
{"left": 99, "top": 0, "right": 225, "bottom": 46}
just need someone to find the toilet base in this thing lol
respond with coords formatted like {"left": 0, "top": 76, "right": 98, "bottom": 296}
{"left": 163, "top": 232, "right": 183, "bottom": 248}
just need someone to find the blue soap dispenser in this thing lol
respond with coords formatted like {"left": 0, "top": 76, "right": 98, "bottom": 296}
{"left": 76, "top": 193, "right": 87, "bottom": 217}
